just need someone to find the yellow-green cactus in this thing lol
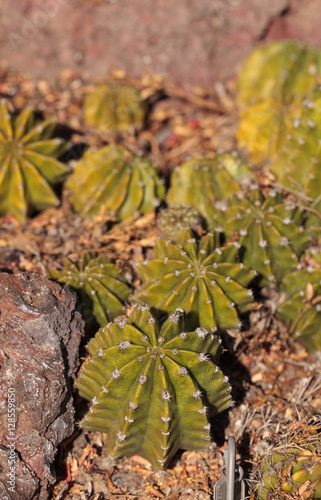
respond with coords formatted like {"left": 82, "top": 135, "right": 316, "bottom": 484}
{"left": 166, "top": 154, "right": 249, "bottom": 227}
{"left": 83, "top": 83, "right": 146, "bottom": 134}
{"left": 133, "top": 229, "right": 255, "bottom": 333}
{"left": 66, "top": 145, "right": 165, "bottom": 220}
{"left": 76, "top": 305, "right": 231, "bottom": 470}
{"left": 157, "top": 205, "right": 203, "bottom": 242}
{"left": 49, "top": 252, "right": 130, "bottom": 329}
{"left": 0, "top": 100, "right": 67, "bottom": 221}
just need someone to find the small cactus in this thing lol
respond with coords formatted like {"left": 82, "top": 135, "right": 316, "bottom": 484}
{"left": 214, "top": 188, "right": 310, "bottom": 285}
{"left": 49, "top": 252, "right": 130, "bottom": 329}
{"left": 166, "top": 154, "right": 247, "bottom": 227}
{"left": 133, "top": 229, "right": 255, "bottom": 333}
{"left": 76, "top": 305, "right": 232, "bottom": 470}
{"left": 255, "top": 416, "right": 321, "bottom": 499}
{"left": 0, "top": 100, "right": 67, "bottom": 222}
{"left": 65, "top": 145, "right": 165, "bottom": 220}
{"left": 83, "top": 83, "right": 146, "bottom": 134}
{"left": 157, "top": 205, "right": 203, "bottom": 242}
{"left": 277, "top": 249, "right": 321, "bottom": 352}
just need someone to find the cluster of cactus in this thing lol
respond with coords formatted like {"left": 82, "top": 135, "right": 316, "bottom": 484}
{"left": 166, "top": 153, "right": 253, "bottom": 227}
{"left": 66, "top": 145, "right": 165, "bottom": 220}
{"left": 49, "top": 252, "right": 130, "bottom": 330}
{"left": 276, "top": 248, "right": 321, "bottom": 352}
{"left": 255, "top": 416, "right": 321, "bottom": 499}
{"left": 83, "top": 83, "right": 147, "bottom": 134}
{"left": 0, "top": 99, "right": 68, "bottom": 222}
{"left": 76, "top": 305, "right": 232, "bottom": 470}
{"left": 133, "top": 228, "right": 255, "bottom": 332}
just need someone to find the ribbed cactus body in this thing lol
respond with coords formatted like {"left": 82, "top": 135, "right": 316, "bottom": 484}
{"left": 84, "top": 83, "right": 146, "bottom": 133}
{"left": 277, "top": 250, "right": 321, "bottom": 352}
{"left": 215, "top": 189, "right": 309, "bottom": 285}
{"left": 237, "top": 40, "right": 321, "bottom": 108}
{"left": 0, "top": 100, "right": 67, "bottom": 221}
{"left": 157, "top": 205, "right": 202, "bottom": 242}
{"left": 76, "top": 305, "right": 231, "bottom": 470}
{"left": 49, "top": 252, "right": 130, "bottom": 328}
{"left": 256, "top": 417, "right": 321, "bottom": 499}
{"left": 133, "top": 229, "right": 255, "bottom": 332}
{"left": 166, "top": 154, "right": 247, "bottom": 227}
{"left": 66, "top": 145, "right": 165, "bottom": 220}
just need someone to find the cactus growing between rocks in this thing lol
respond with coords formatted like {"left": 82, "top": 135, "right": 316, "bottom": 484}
{"left": 276, "top": 249, "right": 321, "bottom": 352}
{"left": 49, "top": 252, "right": 130, "bottom": 329}
{"left": 66, "top": 145, "right": 165, "bottom": 220}
{"left": 255, "top": 416, "right": 321, "bottom": 499}
{"left": 83, "top": 83, "right": 146, "bottom": 134}
{"left": 166, "top": 154, "right": 249, "bottom": 227}
{"left": 76, "top": 305, "right": 232, "bottom": 470}
{"left": 0, "top": 100, "right": 67, "bottom": 222}
{"left": 133, "top": 229, "right": 255, "bottom": 333}
{"left": 214, "top": 188, "right": 310, "bottom": 285}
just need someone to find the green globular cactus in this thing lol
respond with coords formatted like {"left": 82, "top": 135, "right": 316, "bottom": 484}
{"left": 157, "top": 205, "right": 203, "bottom": 242}
{"left": 133, "top": 229, "right": 255, "bottom": 333}
{"left": 83, "top": 83, "right": 146, "bottom": 134}
{"left": 0, "top": 100, "right": 68, "bottom": 222}
{"left": 256, "top": 417, "right": 321, "bottom": 499}
{"left": 214, "top": 188, "right": 310, "bottom": 285}
{"left": 49, "top": 252, "right": 130, "bottom": 329}
{"left": 166, "top": 154, "right": 248, "bottom": 227}
{"left": 76, "top": 305, "right": 232, "bottom": 470}
{"left": 65, "top": 145, "right": 165, "bottom": 220}
{"left": 276, "top": 249, "right": 321, "bottom": 352}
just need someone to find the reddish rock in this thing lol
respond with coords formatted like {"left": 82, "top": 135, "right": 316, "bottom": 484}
{"left": 0, "top": 0, "right": 289, "bottom": 87}
{"left": 0, "top": 272, "right": 84, "bottom": 500}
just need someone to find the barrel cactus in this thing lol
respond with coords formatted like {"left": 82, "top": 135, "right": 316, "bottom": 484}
{"left": 166, "top": 154, "right": 248, "bottom": 227}
{"left": 83, "top": 83, "right": 146, "bottom": 134}
{"left": 133, "top": 229, "right": 255, "bottom": 333}
{"left": 255, "top": 416, "right": 321, "bottom": 499}
{"left": 66, "top": 145, "right": 165, "bottom": 220}
{"left": 0, "top": 100, "right": 67, "bottom": 222}
{"left": 76, "top": 305, "right": 232, "bottom": 470}
{"left": 157, "top": 205, "right": 203, "bottom": 242}
{"left": 276, "top": 249, "right": 321, "bottom": 352}
{"left": 49, "top": 252, "right": 130, "bottom": 329}
{"left": 215, "top": 188, "right": 310, "bottom": 285}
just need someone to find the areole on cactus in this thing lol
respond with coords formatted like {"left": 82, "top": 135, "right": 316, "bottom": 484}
{"left": 76, "top": 305, "right": 232, "bottom": 470}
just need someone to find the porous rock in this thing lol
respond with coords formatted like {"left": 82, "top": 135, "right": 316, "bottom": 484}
{"left": 0, "top": 272, "right": 84, "bottom": 500}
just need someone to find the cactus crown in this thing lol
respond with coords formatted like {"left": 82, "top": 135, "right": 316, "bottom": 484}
{"left": 0, "top": 100, "right": 67, "bottom": 222}
{"left": 157, "top": 205, "right": 202, "bottom": 242}
{"left": 49, "top": 252, "right": 130, "bottom": 329}
{"left": 76, "top": 305, "right": 231, "bottom": 470}
{"left": 66, "top": 145, "right": 165, "bottom": 220}
{"left": 133, "top": 228, "right": 255, "bottom": 332}
{"left": 83, "top": 83, "right": 146, "bottom": 134}
{"left": 213, "top": 188, "right": 310, "bottom": 285}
